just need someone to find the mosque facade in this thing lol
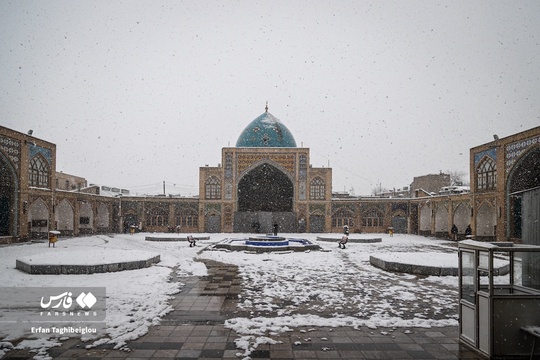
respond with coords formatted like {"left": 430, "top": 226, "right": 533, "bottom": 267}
{"left": 199, "top": 108, "right": 332, "bottom": 234}
{"left": 0, "top": 111, "right": 538, "bottom": 245}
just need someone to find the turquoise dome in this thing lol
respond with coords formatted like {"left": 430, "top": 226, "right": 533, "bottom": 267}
{"left": 236, "top": 111, "right": 297, "bottom": 148}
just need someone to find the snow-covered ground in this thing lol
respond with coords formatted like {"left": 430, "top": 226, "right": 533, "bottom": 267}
{"left": 0, "top": 233, "right": 463, "bottom": 359}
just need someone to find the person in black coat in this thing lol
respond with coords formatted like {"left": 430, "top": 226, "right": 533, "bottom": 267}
{"left": 465, "top": 224, "right": 472, "bottom": 238}
{"left": 451, "top": 224, "right": 458, "bottom": 241}
{"left": 273, "top": 223, "right": 279, "bottom": 236}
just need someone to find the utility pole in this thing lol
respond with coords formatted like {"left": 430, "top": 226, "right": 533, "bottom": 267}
{"left": 163, "top": 181, "right": 166, "bottom": 195}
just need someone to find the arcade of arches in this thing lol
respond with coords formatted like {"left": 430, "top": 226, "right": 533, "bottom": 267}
{"left": 0, "top": 120, "right": 538, "bottom": 245}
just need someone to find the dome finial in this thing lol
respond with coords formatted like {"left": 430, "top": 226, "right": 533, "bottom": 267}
{"left": 265, "top": 101, "right": 268, "bottom": 113}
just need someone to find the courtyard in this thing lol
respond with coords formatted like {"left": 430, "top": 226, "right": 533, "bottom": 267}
{"left": 0, "top": 233, "right": 484, "bottom": 359}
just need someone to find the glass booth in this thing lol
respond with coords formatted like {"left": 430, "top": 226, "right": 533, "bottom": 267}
{"left": 458, "top": 240, "right": 540, "bottom": 358}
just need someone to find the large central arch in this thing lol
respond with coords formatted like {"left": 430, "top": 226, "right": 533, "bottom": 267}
{"left": 237, "top": 163, "right": 293, "bottom": 212}
{"left": 0, "top": 153, "right": 18, "bottom": 237}
{"left": 507, "top": 146, "right": 540, "bottom": 243}
{"left": 234, "top": 163, "right": 296, "bottom": 233}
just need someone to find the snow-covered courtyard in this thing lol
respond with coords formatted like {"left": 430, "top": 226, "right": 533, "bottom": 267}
{"left": 0, "top": 233, "right": 462, "bottom": 358}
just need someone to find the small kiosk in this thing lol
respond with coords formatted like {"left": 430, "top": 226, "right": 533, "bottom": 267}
{"left": 458, "top": 240, "right": 540, "bottom": 359}
{"left": 48, "top": 230, "right": 60, "bottom": 247}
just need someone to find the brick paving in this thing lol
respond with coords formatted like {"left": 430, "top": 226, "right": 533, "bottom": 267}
{"left": 2, "top": 260, "right": 483, "bottom": 359}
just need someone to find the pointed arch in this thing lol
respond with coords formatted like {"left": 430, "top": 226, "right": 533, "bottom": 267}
{"left": 205, "top": 176, "right": 221, "bottom": 200}
{"left": 146, "top": 206, "right": 168, "bottom": 226}
{"left": 309, "top": 210, "right": 325, "bottom": 233}
{"left": 506, "top": 145, "right": 540, "bottom": 240}
{"left": 361, "top": 206, "right": 383, "bottom": 228}
{"left": 79, "top": 201, "right": 94, "bottom": 234}
{"left": 97, "top": 202, "right": 110, "bottom": 230}
{"left": 453, "top": 202, "right": 470, "bottom": 235}
{"left": 310, "top": 177, "right": 326, "bottom": 200}
{"left": 434, "top": 203, "right": 449, "bottom": 232}
{"left": 476, "top": 156, "right": 496, "bottom": 191}
{"left": 205, "top": 209, "right": 221, "bottom": 233}
{"left": 332, "top": 207, "right": 355, "bottom": 228}
{"left": 55, "top": 199, "right": 74, "bottom": 233}
{"left": 29, "top": 153, "right": 50, "bottom": 188}
{"left": 29, "top": 197, "right": 49, "bottom": 238}
{"left": 237, "top": 162, "right": 293, "bottom": 212}
{"left": 0, "top": 150, "right": 18, "bottom": 236}
{"left": 175, "top": 206, "right": 198, "bottom": 228}
{"left": 477, "top": 201, "right": 496, "bottom": 237}
{"left": 419, "top": 203, "right": 432, "bottom": 232}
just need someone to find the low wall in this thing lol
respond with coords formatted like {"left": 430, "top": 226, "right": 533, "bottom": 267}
{"left": 145, "top": 236, "right": 210, "bottom": 242}
{"left": 16, "top": 255, "right": 160, "bottom": 275}
{"left": 316, "top": 236, "right": 382, "bottom": 243}
{"left": 369, "top": 255, "right": 458, "bottom": 276}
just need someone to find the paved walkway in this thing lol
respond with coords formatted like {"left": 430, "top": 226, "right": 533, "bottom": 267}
{"left": 3, "top": 260, "right": 482, "bottom": 359}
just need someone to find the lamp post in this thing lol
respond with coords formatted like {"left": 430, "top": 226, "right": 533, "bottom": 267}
{"left": 115, "top": 194, "right": 122, "bottom": 233}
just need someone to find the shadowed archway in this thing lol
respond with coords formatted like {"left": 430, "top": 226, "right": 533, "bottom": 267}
{"left": 507, "top": 146, "right": 540, "bottom": 242}
{"left": 237, "top": 163, "right": 293, "bottom": 212}
{"left": 0, "top": 153, "right": 18, "bottom": 237}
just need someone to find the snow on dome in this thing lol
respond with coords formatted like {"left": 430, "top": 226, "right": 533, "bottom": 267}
{"left": 236, "top": 111, "right": 297, "bottom": 148}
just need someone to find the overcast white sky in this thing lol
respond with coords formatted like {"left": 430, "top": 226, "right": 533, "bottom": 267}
{"left": 1, "top": 1, "right": 539, "bottom": 196}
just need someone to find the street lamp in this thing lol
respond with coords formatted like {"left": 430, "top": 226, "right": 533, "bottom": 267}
{"left": 115, "top": 194, "right": 123, "bottom": 233}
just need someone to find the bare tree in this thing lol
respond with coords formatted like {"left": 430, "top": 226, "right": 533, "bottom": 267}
{"left": 371, "top": 183, "right": 389, "bottom": 196}
{"left": 446, "top": 170, "right": 468, "bottom": 186}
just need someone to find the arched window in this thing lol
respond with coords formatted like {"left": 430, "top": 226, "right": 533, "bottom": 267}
{"left": 175, "top": 207, "right": 198, "bottom": 227}
{"left": 362, "top": 207, "right": 384, "bottom": 227}
{"left": 146, "top": 207, "right": 168, "bottom": 226}
{"left": 310, "top": 177, "right": 325, "bottom": 200}
{"left": 332, "top": 208, "right": 354, "bottom": 228}
{"left": 205, "top": 177, "right": 221, "bottom": 199}
{"left": 29, "top": 155, "right": 49, "bottom": 188}
{"left": 477, "top": 157, "right": 496, "bottom": 191}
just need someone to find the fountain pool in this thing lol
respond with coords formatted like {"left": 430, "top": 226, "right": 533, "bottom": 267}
{"left": 212, "top": 235, "right": 322, "bottom": 252}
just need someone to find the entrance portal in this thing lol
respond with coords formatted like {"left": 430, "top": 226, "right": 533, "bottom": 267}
{"left": 235, "top": 163, "right": 295, "bottom": 232}
{"left": 0, "top": 155, "right": 16, "bottom": 237}
{"left": 237, "top": 163, "right": 293, "bottom": 212}
{"left": 508, "top": 147, "right": 540, "bottom": 243}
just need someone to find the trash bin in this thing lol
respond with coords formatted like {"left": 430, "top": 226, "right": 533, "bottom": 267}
{"left": 48, "top": 230, "right": 60, "bottom": 248}
{"left": 129, "top": 225, "right": 136, "bottom": 235}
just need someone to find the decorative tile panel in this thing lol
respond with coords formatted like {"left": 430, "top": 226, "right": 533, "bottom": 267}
{"left": 505, "top": 135, "right": 540, "bottom": 174}
{"left": 205, "top": 203, "right": 221, "bottom": 215}
{"left": 29, "top": 144, "right": 52, "bottom": 165}
{"left": 299, "top": 181, "right": 306, "bottom": 200}
{"left": 225, "top": 153, "right": 233, "bottom": 179}
{"left": 0, "top": 135, "right": 20, "bottom": 171}
{"left": 474, "top": 148, "right": 496, "bottom": 168}
{"left": 237, "top": 154, "right": 295, "bottom": 175}
{"left": 309, "top": 203, "right": 326, "bottom": 215}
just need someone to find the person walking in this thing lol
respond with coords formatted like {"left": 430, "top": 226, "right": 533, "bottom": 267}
{"left": 273, "top": 223, "right": 279, "bottom": 236}
{"left": 187, "top": 235, "right": 197, "bottom": 247}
